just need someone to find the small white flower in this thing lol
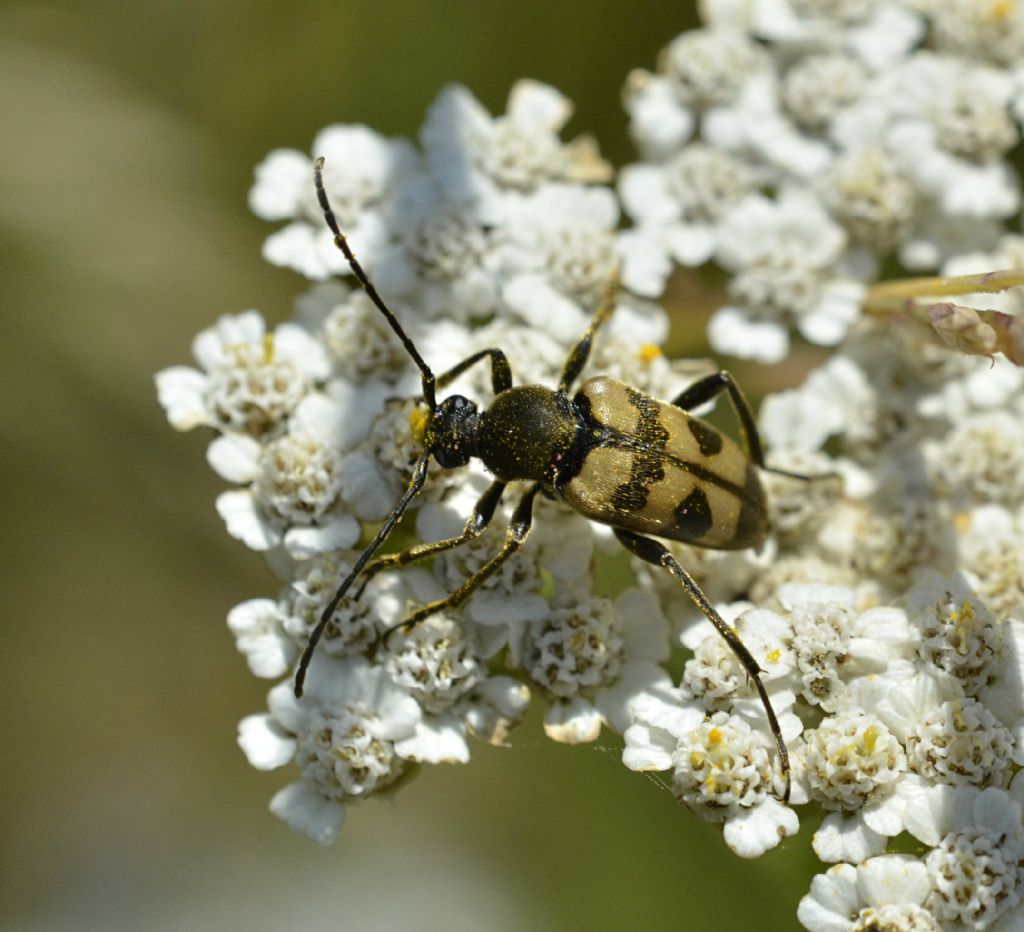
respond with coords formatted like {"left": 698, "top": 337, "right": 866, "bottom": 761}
{"left": 239, "top": 654, "right": 422, "bottom": 845}
{"left": 660, "top": 27, "right": 767, "bottom": 108}
{"left": 251, "top": 125, "right": 419, "bottom": 280}
{"left": 761, "top": 355, "right": 876, "bottom": 453}
{"left": 501, "top": 183, "right": 622, "bottom": 344}
{"left": 155, "top": 310, "right": 329, "bottom": 437}
{"left": 254, "top": 432, "right": 346, "bottom": 526}
{"left": 862, "top": 52, "right": 1022, "bottom": 220}
{"left": 980, "top": 618, "right": 1024, "bottom": 731}
{"left": 385, "top": 613, "right": 483, "bottom": 716}
{"left": 906, "top": 696, "right": 1013, "bottom": 787}
{"left": 393, "top": 183, "right": 503, "bottom": 323}
{"left": 227, "top": 598, "right": 295, "bottom": 678}
{"left": 520, "top": 587, "right": 669, "bottom": 742}
{"left": 681, "top": 605, "right": 794, "bottom": 713}
{"left": 957, "top": 505, "right": 1024, "bottom": 626}
{"left": 622, "top": 70, "right": 695, "bottom": 161}
{"left": 672, "top": 711, "right": 794, "bottom": 835}
{"left": 279, "top": 552, "right": 404, "bottom": 660}
{"left": 928, "top": 411, "right": 1024, "bottom": 509}
{"left": 420, "top": 80, "right": 610, "bottom": 224}
{"left": 833, "top": 494, "right": 949, "bottom": 591}
{"left": 781, "top": 53, "right": 868, "bottom": 132}
{"left": 383, "top": 614, "right": 531, "bottom": 765}
{"left": 801, "top": 712, "right": 907, "bottom": 811}
{"left": 928, "top": 0, "right": 1024, "bottom": 70}
{"left": 212, "top": 391, "right": 361, "bottom": 557}
{"left": 294, "top": 281, "right": 409, "bottom": 380}
{"left": 623, "top": 692, "right": 797, "bottom": 857}
{"left": 618, "top": 143, "right": 759, "bottom": 294}
{"left": 701, "top": 0, "right": 926, "bottom": 72}
{"left": 702, "top": 72, "right": 834, "bottom": 180}
{"left": 782, "top": 584, "right": 915, "bottom": 712}
{"left": 711, "top": 189, "right": 863, "bottom": 359}
{"left": 797, "top": 856, "right": 936, "bottom": 932}
{"left": 927, "top": 828, "right": 1024, "bottom": 929}
{"left": 820, "top": 146, "right": 916, "bottom": 251}
{"left": 906, "top": 570, "right": 1003, "bottom": 696}
{"left": 905, "top": 785, "right": 1024, "bottom": 929}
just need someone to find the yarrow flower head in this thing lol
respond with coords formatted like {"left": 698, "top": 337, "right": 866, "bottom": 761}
{"left": 158, "top": 4, "right": 1024, "bottom": 928}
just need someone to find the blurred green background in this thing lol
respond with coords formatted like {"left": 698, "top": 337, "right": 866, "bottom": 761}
{"left": 1, "top": 2, "right": 822, "bottom": 929}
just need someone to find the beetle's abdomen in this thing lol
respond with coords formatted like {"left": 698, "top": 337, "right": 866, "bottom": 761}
{"left": 559, "top": 377, "right": 767, "bottom": 550}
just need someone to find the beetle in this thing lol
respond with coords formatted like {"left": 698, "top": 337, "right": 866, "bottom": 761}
{"left": 296, "top": 156, "right": 809, "bottom": 801}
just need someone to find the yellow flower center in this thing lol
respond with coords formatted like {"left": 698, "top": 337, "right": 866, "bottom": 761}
{"left": 409, "top": 403, "right": 433, "bottom": 446}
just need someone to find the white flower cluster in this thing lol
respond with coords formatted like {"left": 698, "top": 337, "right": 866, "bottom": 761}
{"left": 620, "top": 0, "right": 1024, "bottom": 363}
{"left": 157, "top": 4, "right": 1024, "bottom": 928}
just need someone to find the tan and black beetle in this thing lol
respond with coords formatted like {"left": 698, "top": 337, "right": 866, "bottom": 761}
{"left": 297, "top": 157, "right": 811, "bottom": 801}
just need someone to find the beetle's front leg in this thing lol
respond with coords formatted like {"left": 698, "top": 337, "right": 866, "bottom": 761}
{"left": 437, "top": 348, "right": 513, "bottom": 394}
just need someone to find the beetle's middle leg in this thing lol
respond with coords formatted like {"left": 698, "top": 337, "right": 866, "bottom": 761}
{"left": 613, "top": 526, "right": 791, "bottom": 803}
{"left": 385, "top": 482, "right": 542, "bottom": 635}
{"left": 672, "top": 371, "right": 813, "bottom": 482}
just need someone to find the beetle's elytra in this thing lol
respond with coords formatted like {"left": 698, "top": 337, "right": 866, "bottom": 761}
{"left": 297, "top": 156, "right": 810, "bottom": 802}
{"left": 559, "top": 377, "right": 769, "bottom": 550}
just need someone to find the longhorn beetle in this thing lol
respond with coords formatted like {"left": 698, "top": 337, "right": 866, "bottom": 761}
{"left": 297, "top": 156, "right": 812, "bottom": 802}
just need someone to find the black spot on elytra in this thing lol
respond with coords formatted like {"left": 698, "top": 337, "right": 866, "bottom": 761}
{"left": 673, "top": 486, "right": 713, "bottom": 539}
{"left": 688, "top": 419, "right": 723, "bottom": 457}
{"left": 610, "top": 389, "right": 668, "bottom": 513}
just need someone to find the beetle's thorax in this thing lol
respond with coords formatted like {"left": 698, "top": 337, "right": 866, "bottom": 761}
{"left": 476, "top": 385, "right": 577, "bottom": 482}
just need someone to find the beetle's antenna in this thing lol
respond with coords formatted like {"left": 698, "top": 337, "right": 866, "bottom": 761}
{"left": 314, "top": 157, "right": 437, "bottom": 410}
{"left": 294, "top": 450, "right": 431, "bottom": 698}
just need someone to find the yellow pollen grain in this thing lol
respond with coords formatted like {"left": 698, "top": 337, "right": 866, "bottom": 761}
{"left": 638, "top": 344, "right": 662, "bottom": 363}
{"left": 953, "top": 602, "right": 976, "bottom": 656}
{"left": 951, "top": 698, "right": 967, "bottom": 732}
{"left": 991, "top": 0, "right": 1014, "bottom": 20}
{"left": 262, "top": 333, "right": 275, "bottom": 364}
{"left": 765, "top": 648, "right": 781, "bottom": 664}
{"left": 708, "top": 727, "right": 723, "bottom": 747}
{"left": 953, "top": 511, "right": 972, "bottom": 534}
{"left": 409, "top": 404, "right": 432, "bottom": 446}
{"left": 862, "top": 724, "right": 880, "bottom": 756}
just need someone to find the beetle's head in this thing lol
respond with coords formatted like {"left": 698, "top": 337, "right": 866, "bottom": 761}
{"left": 428, "top": 394, "right": 479, "bottom": 469}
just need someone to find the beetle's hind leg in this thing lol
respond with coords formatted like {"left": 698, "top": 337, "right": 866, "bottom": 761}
{"left": 558, "top": 269, "right": 620, "bottom": 393}
{"left": 382, "top": 483, "right": 542, "bottom": 640}
{"left": 613, "top": 527, "right": 791, "bottom": 803}
{"left": 672, "top": 370, "right": 820, "bottom": 482}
